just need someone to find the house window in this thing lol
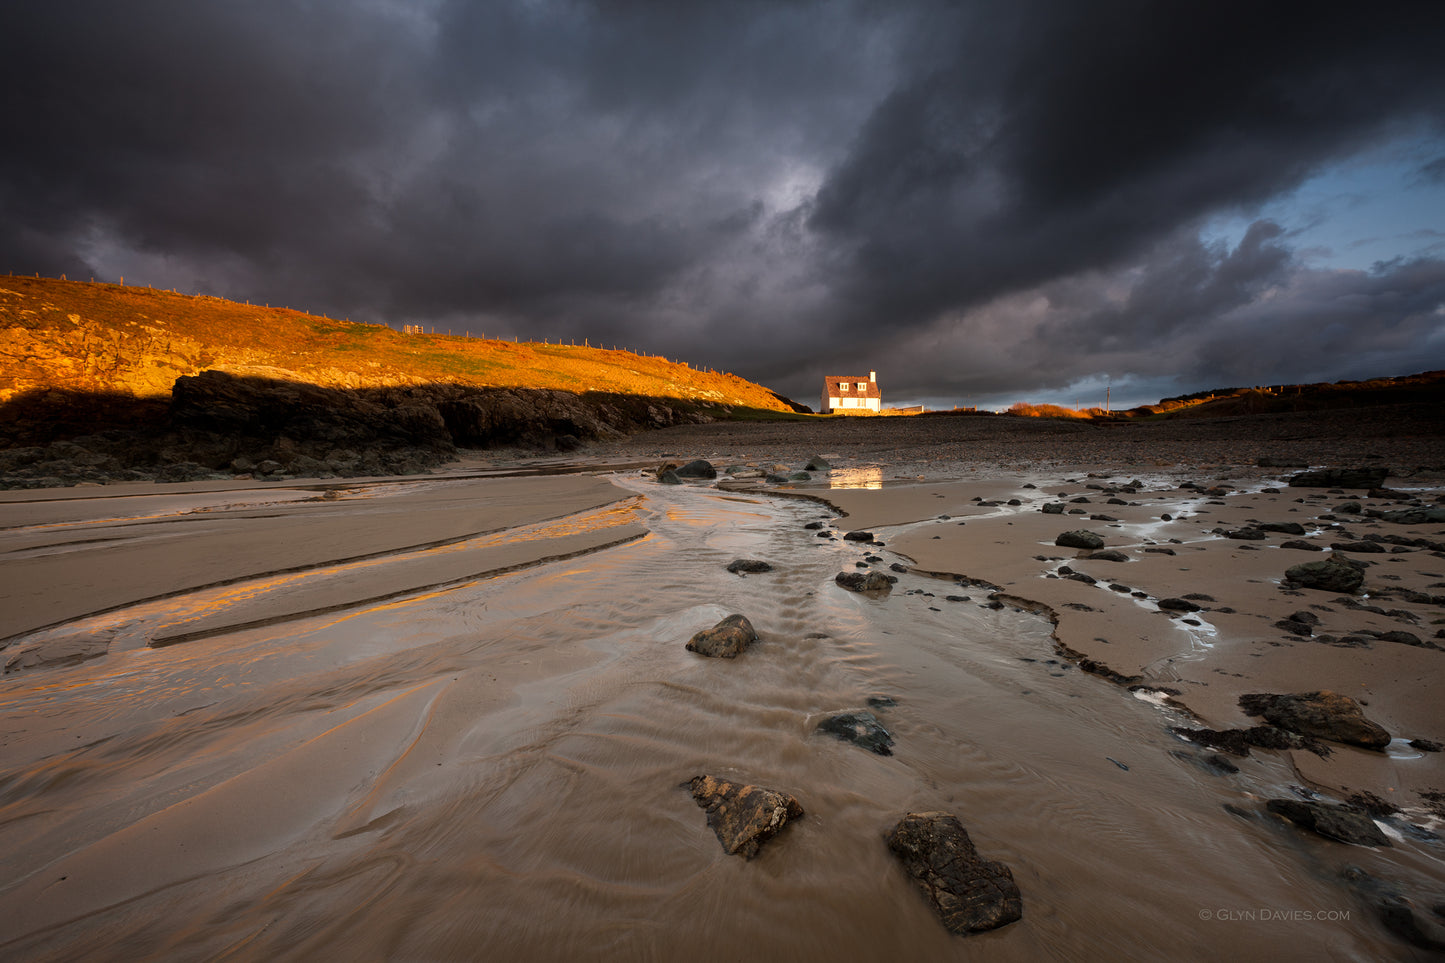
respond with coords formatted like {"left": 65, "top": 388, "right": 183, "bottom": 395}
{"left": 840, "top": 383, "right": 849, "bottom": 391}
{"left": 857, "top": 382, "right": 868, "bottom": 391}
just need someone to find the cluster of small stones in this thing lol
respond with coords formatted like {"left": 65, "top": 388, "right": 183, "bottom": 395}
{"left": 677, "top": 501, "right": 1023, "bottom": 934}
{"left": 671, "top": 461, "right": 1445, "bottom": 941}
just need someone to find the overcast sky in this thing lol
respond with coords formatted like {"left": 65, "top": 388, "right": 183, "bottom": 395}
{"left": 4, "top": 1, "right": 1444, "bottom": 409}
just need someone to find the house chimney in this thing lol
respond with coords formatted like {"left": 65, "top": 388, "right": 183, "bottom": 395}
{"left": 869, "top": 370, "right": 876, "bottom": 382}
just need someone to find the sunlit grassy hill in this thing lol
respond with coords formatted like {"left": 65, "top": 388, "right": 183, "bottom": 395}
{"left": 0, "top": 275, "right": 796, "bottom": 411}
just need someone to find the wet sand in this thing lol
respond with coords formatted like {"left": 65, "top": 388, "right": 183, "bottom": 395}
{"left": 2, "top": 408, "right": 1443, "bottom": 960}
{"left": 596, "top": 409, "right": 1445, "bottom": 803}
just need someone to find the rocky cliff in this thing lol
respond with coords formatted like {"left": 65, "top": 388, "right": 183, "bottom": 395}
{"left": 0, "top": 276, "right": 804, "bottom": 487}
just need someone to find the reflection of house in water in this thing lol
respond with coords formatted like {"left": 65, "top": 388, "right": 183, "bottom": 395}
{"left": 821, "top": 371, "right": 881, "bottom": 414}
{"left": 829, "top": 466, "right": 883, "bottom": 490}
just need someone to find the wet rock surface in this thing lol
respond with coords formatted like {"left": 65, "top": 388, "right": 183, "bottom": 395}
{"left": 1284, "top": 557, "right": 1365, "bottom": 594}
{"left": 1171, "top": 725, "right": 1327, "bottom": 757}
{"left": 1055, "top": 530, "right": 1104, "bottom": 550}
{"left": 1266, "top": 799, "right": 1391, "bottom": 847}
{"left": 725, "top": 558, "right": 774, "bottom": 574}
{"left": 1084, "top": 549, "right": 1129, "bottom": 562}
{"left": 675, "top": 459, "right": 718, "bottom": 479}
{"left": 1239, "top": 691, "right": 1391, "bottom": 750}
{"left": 886, "top": 811, "right": 1024, "bottom": 934}
{"left": 1289, "top": 468, "right": 1390, "bottom": 489}
{"left": 816, "top": 711, "right": 895, "bottom": 755}
{"left": 835, "top": 571, "right": 895, "bottom": 593}
{"left": 685, "top": 614, "right": 758, "bottom": 659}
{"left": 687, "top": 775, "right": 804, "bottom": 859}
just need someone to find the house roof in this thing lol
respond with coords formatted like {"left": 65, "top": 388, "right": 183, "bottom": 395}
{"left": 823, "top": 375, "right": 881, "bottom": 399}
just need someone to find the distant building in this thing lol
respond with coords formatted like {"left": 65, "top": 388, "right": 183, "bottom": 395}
{"left": 821, "top": 371, "right": 881, "bottom": 414}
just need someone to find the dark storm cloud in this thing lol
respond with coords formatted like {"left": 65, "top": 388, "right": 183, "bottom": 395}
{"left": 3, "top": 1, "right": 1443, "bottom": 406}
{"left": 807, "top": 2, "right": 1445, "bottom": 332}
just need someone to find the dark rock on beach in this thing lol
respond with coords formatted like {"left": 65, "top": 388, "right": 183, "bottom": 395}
{"left": 1378, "top": 506, "right": 1445, "bottom": 525}
{"left": 1055, "top": 530, "right": 1104, "bottom": 550}
{"left": 1331, "top": 540, "right": 1385, "bottom": 554}
{"left": 726, "top": 559, "right": 774, "bottom": 574}
{"left": 1279, "top": 539, "right": 1324, "bottom": 552}
{"left": 1171, "top": 725, "right": 1327, "bottom": 757}
{"left": 675, "top": 459, "right": 718, "bottom": 479}
{"left": 1084, "top": 549, "right": 1129, "bottom": 562}
{"left": 1284, "top": 557, "right": 1364, "bottom": 594}
{"left": 886, "top": 812, "right": 1024, "bottom": 935}
{"left": 1266, "top": 799, "right": 1391, "bottom": 847}
{"left": 1158, "top": 598, "right": 1202, "bottom": 612}
{"left": 1289, "top": 468, "right": 1390, "bottom": 489}
{"left": 835, "top": 571, "right": 894, "bottom": 593}
{"left": 1258, "top": 521, "right": 1308, "bottom": 535}
{"left": 685, "top": 614, "right": 758, "bottom": 658}
{"left": 1239, "top": 691, "right": 1391, "bottom": 750}
{"left": 816, "top": 711, "right": 895, "bottom": 755}
{"left": 687, "top": 775, "right": 804, "bottom": 859}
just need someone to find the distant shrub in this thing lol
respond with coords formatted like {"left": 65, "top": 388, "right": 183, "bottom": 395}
{"left": 1007, "top": 402, "right": 1092, "bottom": 420}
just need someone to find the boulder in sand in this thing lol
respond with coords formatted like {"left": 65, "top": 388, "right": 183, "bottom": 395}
{"left": 817, "top": 711, "right": 895, "bottom": 755}
{"left": 1084, "top": 549, "right": 1129, "bottom": 563}
{"left": 687, "top": 775, "right": 804, "bottom": 859}
{"left": 726, "top": 559, "right": 774, "bottom": 574}
{"left": 886, "top": 812, "right": 1023, "bottom": 934}
{"left": 1288, "top": 467, "right": 1389, "bottom": 489}
{"left": 1055, "top": 530, "right": 1104, "bottom": 551}
{"left": 835, "top": 571, "right": 894, "bottom": 593}
{"left": 1266, "top": 799, "right": 1390, "bottom": 847}
{"left": 685, "top": 614, "right": 758, "bottom": 658}
{"left": 676, "top": 459, "right": 718, "bottom": 479}
{"left": 1379, "top": 506, "right": 1445, "bottom": 525}
{"left": 1239, "top": 691, "right": 1391, "bottom": 750}
{"left": 1284, "top": 557, "right": 1364, "bottom": 594}
{"left": 805, "top": 455, "right": 831, "bottom": 471}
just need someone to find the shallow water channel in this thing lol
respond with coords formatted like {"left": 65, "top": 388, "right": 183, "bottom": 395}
{"left": 0, "top": 474, "right": 1438, "bottom": 960}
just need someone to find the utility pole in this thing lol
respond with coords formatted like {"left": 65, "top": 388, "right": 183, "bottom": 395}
{"left": 1105, "top": 384, "right": 1111, "bottom": 413}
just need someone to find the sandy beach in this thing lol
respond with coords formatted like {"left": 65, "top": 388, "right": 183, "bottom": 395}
{"left": 2, "top": 407, "right": 1443, "bottom": 959}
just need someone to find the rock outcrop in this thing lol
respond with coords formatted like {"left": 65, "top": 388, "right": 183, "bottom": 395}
{"left": 816, "top": 711, "right": 895, "bottom": 755}
{"left": 1289, "top": 468, "right": 1390, "bottom": 489}
{"left": 835, "top": 572, "right": 894, "bottom": 593}
{"left": 886, "top": 812, "right": 1024, "bottom": 934}
{"left": 1238, "top": 691, "right": 1391, "bottom": 750}
{"left": 1266, "top": 799, "right": 1391, "bottom": 847}
{"left": 685, "top": 614, "right": 758, "bottom": 658}
{"left": 1055, "top": 530, "right": 1105, "bottom": 550}
{"left": 687, "top": 775, "right": 804, "bottom": 859}
{"left": 1284, "top": 557, "right": 1365, "bottom": 594}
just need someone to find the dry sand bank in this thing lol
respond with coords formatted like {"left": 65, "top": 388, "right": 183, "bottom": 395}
{"left": 0, "top": 474, "right": 637, "bottom": 660}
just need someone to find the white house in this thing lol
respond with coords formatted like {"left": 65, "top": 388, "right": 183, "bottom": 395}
{"left": 821, "top": 371, "right": 881, "bottom": 414}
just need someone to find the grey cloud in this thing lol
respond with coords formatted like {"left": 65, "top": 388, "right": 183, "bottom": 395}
{"left": 2, "top": 1, "right": 1443, "bottom": 408}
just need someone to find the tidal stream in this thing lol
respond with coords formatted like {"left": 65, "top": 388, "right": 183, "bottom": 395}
{"left": 0, "top": 474, "right": 1438, "bottom": 960}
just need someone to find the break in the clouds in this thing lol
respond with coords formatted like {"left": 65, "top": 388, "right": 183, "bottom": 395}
{"left": 3, "top": 1, "right": 1443, "bottom": 409}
